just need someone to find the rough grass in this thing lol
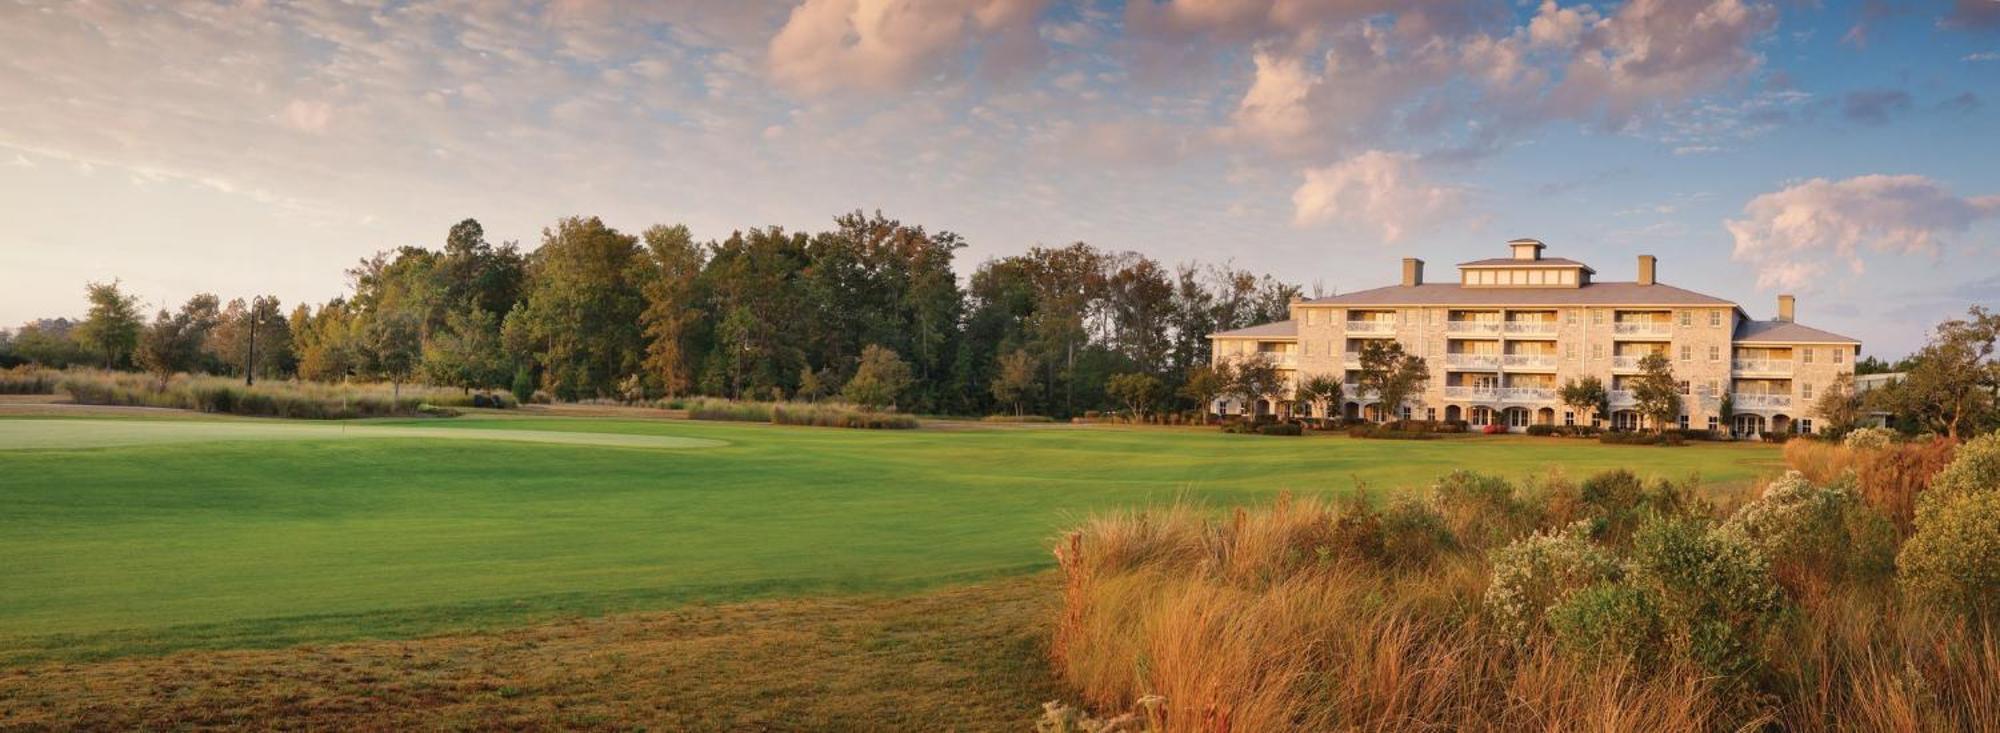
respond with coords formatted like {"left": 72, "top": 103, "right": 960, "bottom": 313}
{"left": 0, "top": 577, "right": 1061, "bottom": 731}
{"left": 688, "top": 397, "right": 918, "bottom": 429}
{"left": 0, "top": 366, "right": 60, "bottom": 395}
{"left": 0, "top": 415, "right": 1781, "bottom": 663}
{"left": 1051, "top": 477, "right": 2000, "bottom": 731}
{"left": 56, "top": 369, "right": 514, "bottom": 419}
{"left": 1784, "top": 437, "right": 1959, "bottom": 534}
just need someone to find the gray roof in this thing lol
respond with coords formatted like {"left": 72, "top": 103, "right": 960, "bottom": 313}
{"left": 1210, "top": 319, "right": 1297, "bottom": 339}
{"left": 1304, "top": 281, "right": 1735, "bottom": 307}
{"left": 1456, "top": 257, "right": 1594, "bottom": 270}
{"left": 1733, "top": 319, "right": 1860, "bottom": 344}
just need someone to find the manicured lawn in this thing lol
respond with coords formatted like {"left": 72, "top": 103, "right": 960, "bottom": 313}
{"left": 0, "top": 414, "right": 1783, "bottom": 662}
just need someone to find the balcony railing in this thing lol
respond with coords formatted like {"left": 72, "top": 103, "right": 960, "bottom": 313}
{"left": 1345, "top": 320, "right": 1395, "bottom": 334}
{"left": 1503, "top": 321, "right": 1558, "bottom": 335}
{"left": 1731, "top": 358, "right": 1792, "bottom": 374}
{"left": 1502, "top": 354, "right": 1558, "bottom": 369}
{"left": 1445, "top": 353, "right": 1502, "bottom": 369}
{"left": 1731, "top": 392, "right": 1793, "bottom": 410}
{"left": 1445, "top": 321, "right": 1502, "bottom": 334}
{"left": 1342, "top": 352, "right": 1363, "bottom": 368}
{"left": 1608, "top": 389, "right": 1636, "bottom": 408}
{"left": 1443, "top": 386, "right": 1556, "bottom": 403}
{"left": 1611, "top": 355, "right": 1650, "bottom": 371}
{"left": 1612, "top": 321, "right": 1672, "bottom": 337}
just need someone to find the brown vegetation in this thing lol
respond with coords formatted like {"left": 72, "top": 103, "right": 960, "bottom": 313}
{"left": 1051, "top": 463, "right": 2000, "bottom": 732}
{"left": 1784, "top": 436, "right": 1959, "bottom": 534}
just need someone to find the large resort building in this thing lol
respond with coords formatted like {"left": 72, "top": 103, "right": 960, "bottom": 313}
{"left": 1209, "top": 239, "right": 1860, "bottom": 436}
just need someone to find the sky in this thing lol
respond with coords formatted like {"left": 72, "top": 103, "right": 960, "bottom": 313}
{"left": 1, "top": 0, "right": 1996, "bottom": 358}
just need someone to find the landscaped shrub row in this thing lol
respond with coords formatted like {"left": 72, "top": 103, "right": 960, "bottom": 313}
{"left": 981, "top": 414, "right": 1055, "bottom": 423}
{"left": 1598, "top": 431, "right": 1686, "bottom": 446}
{"left": 1049, "top": 444, "right": 2000, "bottom": 731}
{"left": 0, "top": 366, "right": 61, "bottom": 395}
{"left": 686, "top": 398, "right": 917, "bottom": 429}
{"left": 1347, "top": 425, "right": 1441, "bottom": 440}
{"left": 55, "top": 369, "right": 511, "bottom": 419}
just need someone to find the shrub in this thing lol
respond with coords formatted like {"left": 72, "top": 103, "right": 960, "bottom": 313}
{"left": 687, "top": 398, "right": 917, "bottom": 429}
{"left": 1899, "top": 433, "right": 2000, "bottom": 618}
{"left": 1625, "top": 516, "right": 1786, "bottom": 679}
{"left": 1379, "top": 498, "right": 1457, "bottom": 570}
{"left": 982, "top": 414, "right": 1055, "bottom": 423}
{"left": 1481, "top": 423, "right": 1507, "bottom": 434}
{"left": 1347, "top": 425, "right": 1441, "bottom": 440}
{"left": 1439, "top": 419, "right": 1468, "bottom": 433}
{"left": 53, "top": 369, "right": 489, "bottom": 419}
{"left": 0, "top": 366, "right": 60, "bottom": 395}
{"left": 1547, "top": 581, "right": 1665, "bottom": 666}
{"left": 1843, "top": 426, "right": 1896, "bottom": 450}
{"left": 1762, "top": 431, "right": 1793, "bottom": 444}
{"left": 1485, "top": 522, "right": 1622, "bottom": 644}
{"left": 1256, "top": 422, "right": 1303, "bottom": 436}
{"left": 1720, "top": 472, "right": 1896, "bottom": 592}
{"left": 1432, "top": 471, "right": 1536, "bottom": 550}
{"left": 1525, "top": 424, "right": 1557, "bottom": 436}
{"left": 1599, "top": 431, "right": 1685, "bottom": 446}
{"left": 1920, "top": 431, "right": 2000, "bottom": 509}
{"left": 685, "top": 397, "right": 773, "bottom": 423}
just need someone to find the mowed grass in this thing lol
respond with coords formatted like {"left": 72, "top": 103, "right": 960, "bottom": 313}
{"left": 0, "top": 414, "right": 1783, "bottom": 663}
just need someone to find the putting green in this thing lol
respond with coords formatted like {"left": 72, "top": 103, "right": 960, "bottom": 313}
{"left": 0, "top": 418, "right": 727, "bottom": 451}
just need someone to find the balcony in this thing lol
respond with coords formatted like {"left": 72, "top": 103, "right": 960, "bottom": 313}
{"left": 1611, "top": 355, "right": 1652, "bottom": 371}
{"left": 1503, "top": 321, "right": 1558, "bottom": 335}
{"left": 1341, "top": 352, "right": 1363, "bottom": 368}
{"left": 1444, "top": 353, "right": 1502, "bottom": 369}
{"left": 1731, "top": 358, "right": 1793, "bottom": 375}
{"left": 1502, "top": 354, "right": 1558, "bottom": 370}
{"left": 1608, "top": 390, "right": 1636, "bottom": 408}
{"left": 1345, "top": 320, "right": 1395, "bottom": 334}
{"left": 1442, "top": 386, "right": 1557, "bottom": 403}
{"left": 1445, "top": 321, "right": 1502, "bottom": 335}
{"left": 1731, "top": 392, "right": 1793, "bottom": 410}
{"left": 1612, "top": 321, "right": 1673, "bottom": 337}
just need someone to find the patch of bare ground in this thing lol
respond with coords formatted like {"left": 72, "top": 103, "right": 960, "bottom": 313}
{"left": 0, "top": 577, "right": 1061, "bottom": 732}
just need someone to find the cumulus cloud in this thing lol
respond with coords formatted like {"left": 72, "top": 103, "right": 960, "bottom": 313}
{"left": 767, "top": 0, "right": 1051, "bottom": 95}
{"left": 1726, "top": 175, "right": 2000, "bottom": 288}
{"left": 1550, "top": 0, "right": 1779, "bottom": 127}
{"left": 1291, "top": 150, "right": 1466, "bottom": 241}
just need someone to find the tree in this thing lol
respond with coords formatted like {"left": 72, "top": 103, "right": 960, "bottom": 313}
{"left": 1866, "top": 307, "right": 1998, "bottom": 439}
{"left": 797, "top": 365, "right": 827, "bottom": 403}
{"left": 1228, "top": 352, "right": 1286, "bottom": 417}
{"left": 135, "top": 309, "right": 201, "bottom": 385}
{"left": 510, "top": 216, "right": 649, "bottom": 399}
{"left": 992, "top": 349, "right": 1038, "bottom": 417}
{"left": 1106, "top": 372, "right": 1164, "bottom": 421}
{"left": 1356, "top": 340, "right": 1428, "bottom": 423}
{"left": 1178, "top": 363, "right": 1230, "bottom": 424}
{"left": 355, "top": 310, "right": 421, "bottom": 401}
{"left": 1813, "top": 374, "right": 1863, "bottom": 438}
{"left": 843, "top": 344, "right": 913, "bottom": 410}
{"left": 1560, "top": 376, "right": 1609, "bottom": 426}
{"left": 1630, "top": 352, "right": 1682, "bottom": 433}
{"left": 639, "top": 223, "right": 708, "bottom": 398}
{"left": 1294, "top": 374, "right": 1343, "bottom": 423}
{"left": 76, "top": 280, "right": 142, "bottom": 369}
{"left": 421, "top": 307, "right": 508, "bottom": 392}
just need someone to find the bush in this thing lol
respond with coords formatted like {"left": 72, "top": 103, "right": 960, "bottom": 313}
{"left": 1481, "top": 423, "right": 1507, "bottom": 434}
{"left": 1485, "top": 522, "right": 1622, "bottom": 644}
{"left": 1439, "top": 419, "right": 1469, "bottom": 433}
{"left": 1547, "top": 581, "right": 1665, "bottom": 666}
{"left": 1899, "top": 433, "right": 2000, "bottom": 618}
{"left": 687, "top": 398, "right": 917, "bottom": 429}
{"left": 1525, "top": 424, "right": 1557, "bottom": 436}
{"left": 1843, "top": 426, "right": 1896, "bottom": 450}
{"left": 1720, "top": 472, "right": 1896, "bottom": 591}
{"left": 1432, "top": 471, "right": 1536, "bottom": 549}
{"left": 1346, "top": 425, "right": 1440, "bottom": 440}
{"left": 0, "top": 366, "right": 60, "bottom": 395}
{"left": 1599, "top": 431, "right": 1685, "bottom": 446}
{"left": 1761, "top": 431, "right": 1793, "bottom": 444}
{"left": 982, "top": 414, "right": 1055, "bottom": 423}
{"left": 1257, "top": 422, "right": 1303, "bottom": 436}
{"left": 54, "top": 369, "right": 491, "bottom": 419}
{"left": 686, "top": 397, "right": 774, "bottom": 423}
{"left": 1625, "top": 516, "right": 1786, "bottom": 679}
{"left": 1379, "top": 498, "right": 1457, "bottom": 570}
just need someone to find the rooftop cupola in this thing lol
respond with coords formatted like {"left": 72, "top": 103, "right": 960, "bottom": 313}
{"left": 1508, "top": 238, "right": 1546, "bottom": 261}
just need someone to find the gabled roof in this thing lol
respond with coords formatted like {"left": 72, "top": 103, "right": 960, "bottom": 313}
{"left": 1209, "top": 319, "right": 1297, "bottom": 339}
{"left": 1456, "top": 257, "right": 1595, "bottom": 272}
{"left": 1733, "top": 319, "right": 1859, "bottom": 344}
{"left": 1303, "top": 281, "right": 1734, "bottom": 307}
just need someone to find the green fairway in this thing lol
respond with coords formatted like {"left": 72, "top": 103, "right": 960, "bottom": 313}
{"left": 0, "top": 414, "right": 1783, "bottom": 662}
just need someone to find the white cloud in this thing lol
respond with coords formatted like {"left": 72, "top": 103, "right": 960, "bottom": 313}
{"left": 1227, "top": 50, "right": 1318, "bottom": 145}
{"left": 767, "top": 0, "right": 1050, "bottom": 95}
{"left": 1965, "top": 51, "right": 2000, "bottom": 62}
{"left": 1726, "top": 175, "right": 2000, "bottom": 289}
{"left": 1291, "top": 150, "right": 1466, "bottom": 241}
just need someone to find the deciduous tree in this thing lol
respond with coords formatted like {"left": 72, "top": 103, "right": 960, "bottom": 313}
{"left": 1356, "top": 340, "right": 1428, "bottom": 423}
{"left": 76, "top": 280, "right": 142, "bottom": 369}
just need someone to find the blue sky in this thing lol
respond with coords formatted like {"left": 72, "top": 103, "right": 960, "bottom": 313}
{"left": 1, "top": 0, "right": 1995, "bottom": 357}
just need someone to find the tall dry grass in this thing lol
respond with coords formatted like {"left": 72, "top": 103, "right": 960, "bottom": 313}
{"left": 0, "top": 366, "right": 61, "bottom": 395}
{"left": 1785, "top": 437, "right": 1958, "bottom": 534}
{"left": 686, "top": 397, "right": 918, "bottom": 429}
{"left": 1052, "top": 469, "right": 2000, "bottom": 732}
{"left": 55, "top": 369, "right": 513, "bottom": 419}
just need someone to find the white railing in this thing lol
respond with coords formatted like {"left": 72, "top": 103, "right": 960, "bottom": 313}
{"left": 1502, "top": 354, "right": 1558, "bottom": 369}
{"left": 1731, "top": 392, "right": 1793, "bottom": 410}
{"left": 1445, "top": 353, "right": 1502, "bottom": 369}
{"left": 1266, "top": 353, "right": 1296, "bottom": 367}
{"left": 1612, "top": 321, "right": 1672, "bottom": 336}
{"left": 1611, "top": 355, "right": 1647, "bottom": 371}
{"left": 1608, "top": 389, "right": 1636, "bottom": 408}
{"left": 1503, "top": 321, "right": 1558, "bottom": 335}
{"left": 1345, "top": 320, "right": 1395, "bottom": 334}
{"left": 1443, "top": 386, "right": 1557, "bottom": 403}
{"left": 1342, "top": 352, "right": 1363, "bottom": 367}
{"left": 1731, "top": 359, "right": 1792, "bottom": 374}
{"left": 1445, "top": 321, "right": 1503, "bottom": 334}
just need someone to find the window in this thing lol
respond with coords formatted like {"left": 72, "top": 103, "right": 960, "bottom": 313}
{"left": 1426, "top": 407, "right": 1436, "bottom": 421}
{"left": 1678, "top": 414, "right": 1690, "bottom": 430}
{"left": 1802, "top": 383, "right": 1814, "bottom": 400}
{"left": 1709, "top": 345, "right": 1720, "bottom": 362}
{"left": 1801, "top": 418, "right": 1814, "bottom": 435}
{"left": 1565, "top": 344, "right": 1577, "bottom": 359}
{"left": 1564, "top": 411, "right": 1575, "bottom": 426}
{"left": 1833, "top": 348, "right": 1844, "bottom": 364}
{"left": 1592, "top": 344, "right": 1604, "bottom": 359}
{"left": 1680, "top": 311, "right": 1691, "bottom": 327}
{"left": 1679, "top": 345, "right": 1692, "bottom": 362}
{"left": 1709, "top": 311, "right": 1722, "bottom": 328}
{"left": 1707, "top": 416, "right": 1719, "bottom": 431}
{"left": 1802, "top": 348, "right": 1815, "bottom": 364}
{"left": 1401, "top": 406, "right": 1413, "bottom": 420}
{"left": 1592, "top": 310, "right": 1604, "bottom": 325}
{"left": 1677, "top": 380, "right": 1690, "bottom": 396}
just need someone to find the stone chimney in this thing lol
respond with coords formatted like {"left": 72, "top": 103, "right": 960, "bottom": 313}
{"left": 1402, "top": 258, "right": 1424, "bottom": 287}
{"left": 1778, "top": 294, "right": 1795, "bottom": 322}
{"left": 1637, "top": 255, "right": 1657, "bottom": 286}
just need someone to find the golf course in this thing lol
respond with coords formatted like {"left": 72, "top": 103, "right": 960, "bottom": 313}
{"left": 0, "top": 410, "right": 1784, "bottom": 665}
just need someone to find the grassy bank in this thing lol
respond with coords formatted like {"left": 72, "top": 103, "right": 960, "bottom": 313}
{"left": 55, "top": 369, "right": 514, "bottom": 419}
{"left": 1049, "top": 437, "right": 1998, "bottom": 731}
{"left": 687, "top": 397, "right": 918, "bottom": 429}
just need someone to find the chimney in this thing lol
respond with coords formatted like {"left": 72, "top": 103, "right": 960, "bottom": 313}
{"left": 1777, "top": 294, "right": 1795, "bottom": 322}
{"left": 1637, "top": 255, "right": 1657, "bottom": 286}
{"left": 1402, "top": 258, "right": 1424, "bottom": 287}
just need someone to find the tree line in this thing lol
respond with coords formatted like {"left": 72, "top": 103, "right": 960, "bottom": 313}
{"left": 0, "top": 212, "right": 1302, "bottom": 417}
